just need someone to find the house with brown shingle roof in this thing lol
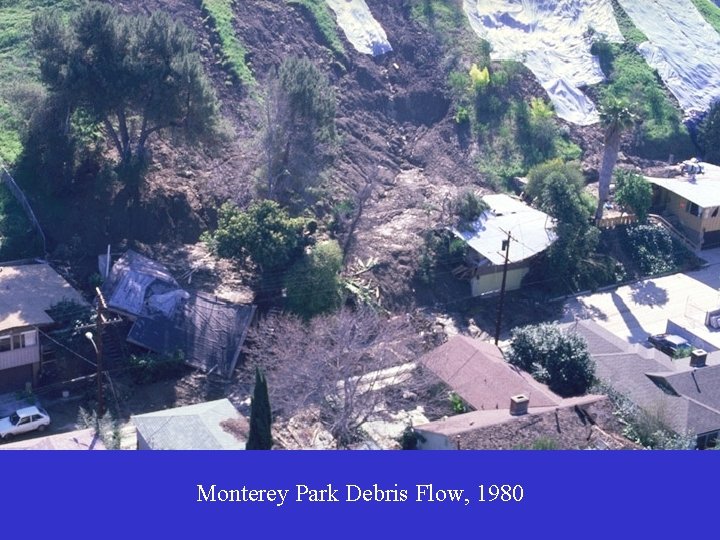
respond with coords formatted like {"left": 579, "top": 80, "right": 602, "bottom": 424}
{"left": 414, "top": 335, "right": 622, "bottom": 449}
{"left": 0, "top": 263, "right": 86, "bottom": 392}
{"left": 419, "top": 335, "right": 561, "bottom": 411}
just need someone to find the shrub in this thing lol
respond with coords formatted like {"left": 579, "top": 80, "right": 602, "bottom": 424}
{"left": 508, "top": 323, "right": 595, "bottom": 397}
{"left": 525, "top": 159, "right": 586, "bottom": 203}
{"left": 451, "top": 190, "right": 488, "bottom": 231}
{"left": 285, "top": 240, "right": 344, "bottom": 318}
{"left": 205, "top": 200, "right": 307, "bottom": 273}
{"left": 469, "top": 63, "right": 490, "bottom": 92}
{"left": 624, "top": 224, "right": 675, "bottom": 275}
{"left": 614, "top": 170, "right": 652, "bottom": 222}
{"left": 128, "top": 352, "right": 186, "bottom": 385}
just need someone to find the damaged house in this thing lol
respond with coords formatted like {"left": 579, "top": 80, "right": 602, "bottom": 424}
{"left": 452, "top": 194, "right": 556, "bottom": 296}
{"left": 102, "top": 250, "right": 256, "bottom": 379}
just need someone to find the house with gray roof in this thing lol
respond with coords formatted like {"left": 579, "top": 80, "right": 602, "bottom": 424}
{"left": 452, "top": 194, "right": 556, "bottom": 296}
{"left": 132, "top": 398, "right": 248, "bottom": 450}
{"left": 102, "top": 251, "right": 256, "bottom": 379}
{"left": 570, "top": 319, "right": 720, "bottom": 448}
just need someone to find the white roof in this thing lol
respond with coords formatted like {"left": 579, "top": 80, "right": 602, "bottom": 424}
{"left": 646, "top": 163, "right": 720, "bottom": 208}
{"left": 455, "top": 194, "right": 556, "bottom": 265}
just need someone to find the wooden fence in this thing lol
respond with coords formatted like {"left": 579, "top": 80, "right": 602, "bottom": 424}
{"left": 595, "top": 214, "right": 637, "bottom": 229}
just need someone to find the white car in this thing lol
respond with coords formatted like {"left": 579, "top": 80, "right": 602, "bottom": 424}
{"left": 0, "top": 406, "right": 51, "bottom": 440}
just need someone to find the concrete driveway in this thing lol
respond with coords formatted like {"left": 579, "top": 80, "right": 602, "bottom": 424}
{"left": 562, "top": 249, "right": 720, "bottom": 346}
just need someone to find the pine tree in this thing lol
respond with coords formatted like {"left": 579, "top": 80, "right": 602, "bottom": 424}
{"left": 246, "top": 367, "right": 273, "bottom": 450}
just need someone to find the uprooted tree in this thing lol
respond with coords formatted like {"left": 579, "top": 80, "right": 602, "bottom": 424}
{"left": 244, "top": 308, "right": 428, "bottom": 448}
{"left": 32, "top": 3, "right": 219, "bottom": 169}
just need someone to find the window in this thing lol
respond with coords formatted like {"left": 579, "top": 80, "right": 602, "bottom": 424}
{"left": 11, "top": 334, "right": 23, "bottom": 349}
{"left": 23, "top": 331, "right": 36, "bottom": 347}
{"left": 17, "top": 417, "right": 29, "bottom": 426}
{"left": 713, "top": 207, "right": 719, "bottom": 218}
{"left": 0, "top": 336, "right": 10, "bottom": 353}
{"left": 686, "top": 201, "right": 702, "bottom": 217}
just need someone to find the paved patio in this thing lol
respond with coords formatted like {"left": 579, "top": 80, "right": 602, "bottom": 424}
{"left": 562, "top": 249, "right": 720, "bottom": 349}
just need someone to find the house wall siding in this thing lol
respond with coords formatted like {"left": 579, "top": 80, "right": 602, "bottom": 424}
{"left": 663, "top": 191, "right": 720, "bottom": 241}
{"left": 0, "top": 345, "right": 39, "bottom": 370}
{"left": 471, "top": 267, "right": 528, "bottom": 297}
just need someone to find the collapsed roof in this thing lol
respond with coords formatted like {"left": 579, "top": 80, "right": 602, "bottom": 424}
{"left": 103, "top": 250, "right": 255, "bottom": 379}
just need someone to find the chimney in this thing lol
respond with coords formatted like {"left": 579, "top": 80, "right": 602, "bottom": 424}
{"left": 510, "top": 394, "right": 529, "bottom": 416}
{"left": 690, "top": 349, "right": 707, "bottom": 368}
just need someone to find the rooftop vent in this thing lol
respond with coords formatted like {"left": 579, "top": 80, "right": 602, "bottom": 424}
{"left": 691, "top": 349, "right": 707, "bottom": 368}
{"left": 510, "top": 394, "right": 529, "bottom": 416}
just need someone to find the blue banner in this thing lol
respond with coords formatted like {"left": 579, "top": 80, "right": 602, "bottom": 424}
{"left": 6, "top": 451, "right": 713, "bottom": 537}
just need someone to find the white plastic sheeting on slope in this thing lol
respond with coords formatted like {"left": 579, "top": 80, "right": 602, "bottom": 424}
{"left": 463, "top": 0, "right": 623, "bottom": 125}
{"left": 325, "top": 0, "right": 392, "bottom": 56}
{"left": 616, "top": 0, "right": 720, "bottom": 116}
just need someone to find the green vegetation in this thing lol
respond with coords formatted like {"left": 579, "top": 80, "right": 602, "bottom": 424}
{"left": 416, "top": 230, "right": 467, "bottom": 286}
{"left": 599, "top": 383, "right": 695, "bottom": 449}
{"left": 285, "top": 240, "right": 344, "bottom": 318}
{"left": 0, "top": 182, "right": 40, "bottom": 260}
{"left": 261, "top": 57, "right": 336, "bottom": 205}
{"left": 689, "top": 0, "right": 720, "bottom": 34}
{"left": 508, "top": 323, "right": 596, "bottom": 397}
{"left": 603, "top": 1, "right": 695, "bottom": 161}
{"left": 205, "top": 200, "right": 308, "bottom": 274}
{"left": 0, "top": 0, "right": 82, "bottom": 164}
{"left": 200, "top": 0, "right": 254, "bottom": 87}
{"left": 287, "top": 0, "right": 345, "bottom": 56}
{"left": 614, "top": 170, "right": 652, "bottom": 222}
{"left": 525, "top": 159, "right": 587, "bottom": 205}
{"left": 409, "top": 0, "right": 472, "bottom": 48}
{"left": 128, "top": 352, "right": 187, "bottom": 385}
{"left": 247, "top": 367, "right": 273, "bottom": 450}
{"left": 32, "top": 4, "right": 219, "bottom": 170}
{"left": 451, "top": 190, "right": 488, "bottom": 231}
{"left": 698, "top": 100, "right": 720, "bottom": 164}
{"left": 596, "top": 96, "right": 637, "bottom": 220}
{"left": 525, "top": 160, "right": 612, "bottom": 292}
{"left": 623, "top": 224, "right": 687, "bottom": 276}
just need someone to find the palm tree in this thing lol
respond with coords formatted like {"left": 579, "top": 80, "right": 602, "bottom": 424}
{"left": 596, "top": 96, "right": 637, "bottom": 221}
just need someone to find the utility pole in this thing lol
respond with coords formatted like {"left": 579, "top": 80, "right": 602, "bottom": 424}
{"left": 494, "top": 230, "right": 513, "bottom": 346}
{"left": 95, "top": 287, "right": 106, "bottom": 416}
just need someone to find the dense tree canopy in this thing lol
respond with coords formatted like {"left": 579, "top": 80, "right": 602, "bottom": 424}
{"left": 32, "top": 3, "right": 219, "bottom": 166}
{"left": 527, "top": 161, "right": 599, "bottom": 289}
{"left": 508, "top": 323, "right": 595, "bottom": 397}
{"left": 207, "top": 200, "right": 307, "bottom": 273}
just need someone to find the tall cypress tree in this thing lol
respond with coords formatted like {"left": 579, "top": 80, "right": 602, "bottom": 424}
{"left": 247, "top": 367, "right": 273, "bottom": 450}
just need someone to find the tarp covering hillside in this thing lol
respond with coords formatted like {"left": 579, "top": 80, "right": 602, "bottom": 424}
{"left": 326, "top": 0, "right": 392, "bottom": 56}
{"left": 616, "top": 0, "right": 720, "bottom": 116}
{"left": 462, "top": 0, "right": 623, "bottom": 125}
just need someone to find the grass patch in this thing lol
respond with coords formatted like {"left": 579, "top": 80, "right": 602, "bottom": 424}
{"left": 690, "top": 0, "right": 720, "bottom": 34}
{"left": 200, "top": 0, "right": 255, "bottom": 87}
{"left": 287, "top": 0, "right": 345, "bottom": 56}
{"left": 0, "top": 0, "right": 82, "bottom": 165}
{"left": 603, "top": 1, "right": 695, "bottom": 161}
{"left": 409, "top": 0, "right": 468, "bottom": 37}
